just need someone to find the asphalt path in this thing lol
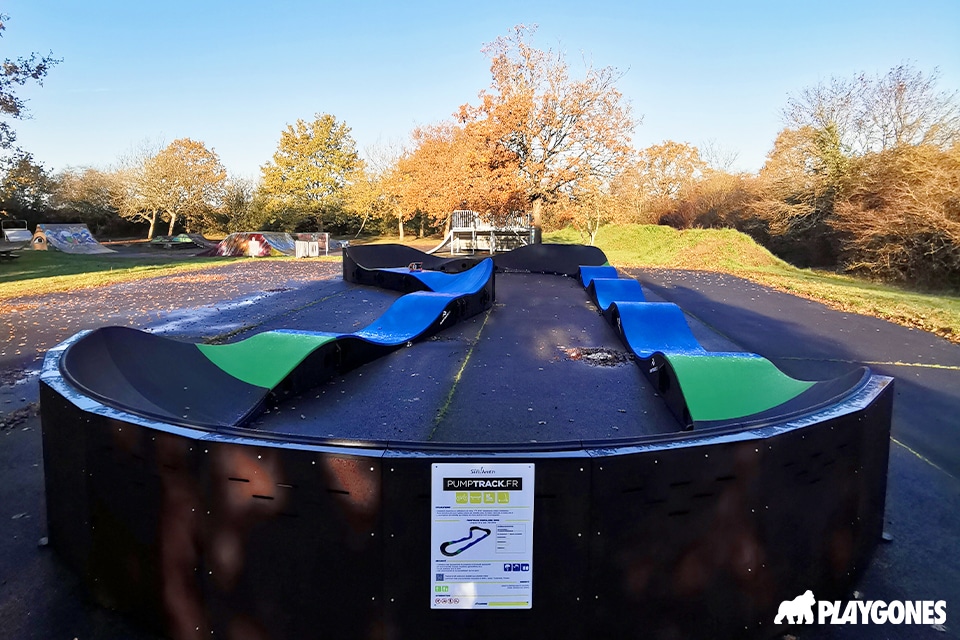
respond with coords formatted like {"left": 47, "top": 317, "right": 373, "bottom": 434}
{"left": 0, "top": 259, "right": 958, "bottom": 639}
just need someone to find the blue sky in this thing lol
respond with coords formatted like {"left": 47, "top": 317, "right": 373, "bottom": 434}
{"left": 4, "top": 0, "right": 959, "bottom": 180}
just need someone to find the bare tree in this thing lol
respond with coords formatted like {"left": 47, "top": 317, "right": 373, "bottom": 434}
{"left": 115, "top": 138, "right": 226, "bottom": 238}
{"left": 832, "top": 144, "right": 960, "bottom": 286}
{"left": 785, "top": 63, "right": 959, "bottom": 156}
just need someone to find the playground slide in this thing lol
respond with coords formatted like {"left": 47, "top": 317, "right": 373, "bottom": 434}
{"left": 426, "top": 231, "right": 454, "bottom": 255}
{"left": 59, "top": 259, "right": 494, "bottom": 429}
{"left": 32, "top": 224, "right": 116, "bottom": 254}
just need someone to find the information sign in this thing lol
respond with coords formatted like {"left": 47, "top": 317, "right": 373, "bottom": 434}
{"left": 430, "top": 463, "right": 535, "bottom": 609}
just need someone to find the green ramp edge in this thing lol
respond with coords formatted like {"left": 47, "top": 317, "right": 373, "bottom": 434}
{"left": 666, "top": 354, "right": 815, "bottom": 422}
{"left": 197, "top": 332, "right": 335, "bottom": 389}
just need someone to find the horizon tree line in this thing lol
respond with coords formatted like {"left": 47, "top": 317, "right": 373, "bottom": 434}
{"left": 2, "top": 21, "right": 958, "bottom": 287}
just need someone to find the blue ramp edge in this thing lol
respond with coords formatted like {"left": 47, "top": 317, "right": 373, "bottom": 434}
{"left": 353, "top": 292, "right": 460, "bottom": 343}
{"left": 589, "top": 278, "right": 646, "bottom": 312}
{"left": 579, "top": 265, "right": 619, "bottom": 287}
{"left": 380, "top": 259, "right": 494, "bottom": 294}
{"left": 613, "top": 301, "right": 704, "bottom": 358}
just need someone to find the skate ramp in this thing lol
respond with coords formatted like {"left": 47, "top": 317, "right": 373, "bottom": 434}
{"left": 209, "top": 232, "right": 298, "bottom": 256}
{"left": 32, "top": 224, "right": 115, "bottom": 254}
{"left": 2, "top": 219, "right": 32, "bottom": 243}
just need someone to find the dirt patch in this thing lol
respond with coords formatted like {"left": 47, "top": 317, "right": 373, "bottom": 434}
{"left": 563, "top": 346, "right": 633, "bottom": 366}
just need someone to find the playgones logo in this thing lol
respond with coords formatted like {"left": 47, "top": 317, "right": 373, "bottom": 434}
{"left": 776, "top": 591, "right": 947, "bottom": 625}
{"left": 775, "top": 590, "right": 816, "bottom": 624}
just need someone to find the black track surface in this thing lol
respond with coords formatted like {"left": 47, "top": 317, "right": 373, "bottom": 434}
{"left": 252, "top": 272, "right": 679, "bottom": 445}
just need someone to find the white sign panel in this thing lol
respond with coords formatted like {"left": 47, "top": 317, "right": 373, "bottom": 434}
{"left": 431, "top": 462, "right": 535, "bottom": 609}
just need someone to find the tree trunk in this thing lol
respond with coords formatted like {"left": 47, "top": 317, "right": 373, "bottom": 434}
{"left": 147, "top": 211, "right": 158, "bottom": 240}
{"left": 398, "top": 216, "right": 405, "bottom": 241}
{"left": 531, "top": 199, "right": 543, "bottom": 243}
{"left": 167, "top": 212, "right": 176, "bottom": 236}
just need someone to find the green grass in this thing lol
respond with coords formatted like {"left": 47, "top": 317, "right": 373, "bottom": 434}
{"left": 0, "top": 250, "right": 242, "bottom": 300}
{"left": 546, "top": 224, "right": 960, "bottom": 343}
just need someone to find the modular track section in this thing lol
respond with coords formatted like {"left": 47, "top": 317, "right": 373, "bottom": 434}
{"left": 40, "top": 244, "right": 893, "bottom": 640}
{"left": 57, "top": 259, "right": 495, "bottom": 430}
{"left": 578, "top": 265, "right": 876, "bottom": 429}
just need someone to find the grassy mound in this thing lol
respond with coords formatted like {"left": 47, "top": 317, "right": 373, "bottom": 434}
{"left": 544, "top": 224, "right": 787, "bottom": 271}
{"left": 545, "top": 224, "right": 960, "bottom": 343}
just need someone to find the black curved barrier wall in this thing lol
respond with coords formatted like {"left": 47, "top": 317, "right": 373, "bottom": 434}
{"left": 343, "top": 243, "right": 484, "bottom": 288}
{"left": 491, "top": 242, "right": 608, "bottom": 276}
{"left": 40, "top": 370, "right": 892, "bottom": 639}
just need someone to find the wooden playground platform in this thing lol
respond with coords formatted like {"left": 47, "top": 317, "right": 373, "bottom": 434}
{"left": 432, "top": 210, "right": 535, "bottom": 255}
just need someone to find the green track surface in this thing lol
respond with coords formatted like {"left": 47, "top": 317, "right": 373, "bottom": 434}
{"left": 666, "top": 354, "right": 814, "bottom": 421}
{"left": 198, "top": 332, "right": 335, "bottom": 389}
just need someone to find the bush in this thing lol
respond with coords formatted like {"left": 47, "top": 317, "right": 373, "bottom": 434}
{"left": 832, "top": 145, "right": 960, "bottom": 288}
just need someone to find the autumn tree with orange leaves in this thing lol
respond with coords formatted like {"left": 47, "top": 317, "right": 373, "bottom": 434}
{"left": 394, "top": 121, "right": 525, "bottom": 233}
{"left": 396, "top": 26, "right": 635, "bottom": 239}
{"left": 458, "top": 25, "right": 637, "bottom": 239}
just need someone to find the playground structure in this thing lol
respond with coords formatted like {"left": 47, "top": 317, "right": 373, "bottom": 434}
{"left": 428, "top": 209, "right": 534, "bottom": 255}
{"left": 0, "top": 219, "right": 31, "bottom": 260}
{"left": 31, "top": 223, "right": 116, "bottom": 254}
{"left": 39, "top": 244, "right": 892, "bottom": 639}
{"left": 2, "top": 219, "right": 32, "bottom": 243}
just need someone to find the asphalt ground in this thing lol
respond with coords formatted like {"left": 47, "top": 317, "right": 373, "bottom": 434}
{"left": 628, "top": 268, "right": 960, "bottom": 640}
{"left": 0, "top": 257, "right": 958, "bottom": 639}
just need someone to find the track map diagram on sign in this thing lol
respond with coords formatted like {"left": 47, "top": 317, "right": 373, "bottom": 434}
{"left": 431, "top": 463, "right": 535, "bottom": 609}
